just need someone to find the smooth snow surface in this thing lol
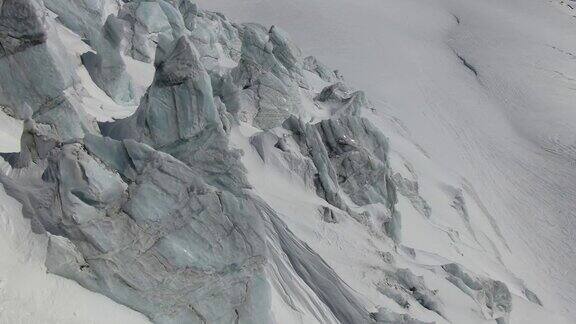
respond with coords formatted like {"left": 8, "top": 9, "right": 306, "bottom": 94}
{"left": 0, "top": 111, "right": 22, "bottom": 153}
{"left": 198, "top": 0, "right": 576, "bottom": 321}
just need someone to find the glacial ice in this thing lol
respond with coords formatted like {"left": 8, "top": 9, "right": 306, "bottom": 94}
{"left": 0, "top": 0, "right": 553, "bottom": 323}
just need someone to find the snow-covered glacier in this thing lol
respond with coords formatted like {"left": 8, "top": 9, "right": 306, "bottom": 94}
{"left": 0, "top": 0, "right": 574, "bottom": 323}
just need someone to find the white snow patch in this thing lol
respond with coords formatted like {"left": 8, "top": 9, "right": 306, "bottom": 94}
{"left": 0, "top": 111, "right": 22, "bottom": 153}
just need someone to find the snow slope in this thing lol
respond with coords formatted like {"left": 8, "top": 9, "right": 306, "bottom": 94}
{"left": 0, "top": 111, "right": 22, "bottom": 154}
{"left": 197, "top": 0, "right": 576, "bottom": 321}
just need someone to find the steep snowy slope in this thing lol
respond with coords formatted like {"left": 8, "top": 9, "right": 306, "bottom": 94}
{"left": 196, "top": 0, "right": 576, "bottom": 321}
{"left": 0, "top": 0, "right": 574, "bottom": 323}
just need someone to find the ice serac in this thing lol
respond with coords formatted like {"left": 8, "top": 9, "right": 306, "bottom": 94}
{"left": 43, "top": 0, "right": 117, "bottom": 40}
{"left": 392, "top": 172, "right": 431, "bottom": 218}
{"left": 226, "top": 23, "right": 307, "bottom": 129}
{"left": 303, "top": 56, "right": 341, "bottom": 83}
{"left": 0, "top": 0, "right": 47, "bottom": 57}
{"left": 103, "top": 35, "right": 215, "bottom": 144}
{"left": 443, "top": 263, "right": 512, "bottom": 322}
{"left": 0, "top": 2, "right": 269, "bottom": 322}
{"left": 45, "top": 0, "right": 136, "bottom": 104}
{"left": 2, "top": 135, "right": 271, "bottom": 324}
{"left": 103, "top": 34, "right": 247, "bottom": 191}
{"left": 81, "top": 15, "right": 135, "bottom": 104}
{"left": 0, "top": 118, "right": 58, "bottom": 168}
{"left": 376, "top": 268, "right": 445, "bottom": 320}
{"left": 0, "top": 0, "right": 96, "bottom": 145}
{"left": 315, "top": 82, "right": 373, "bottom": 116}
{"left": 281, "top": 115, "right": 400, "bottom": 240}
{"left": 118, "top": 1, "right": 176, "bottom": 63}
{"left": 182, "top": 3, "right": 241, "bottom": 70}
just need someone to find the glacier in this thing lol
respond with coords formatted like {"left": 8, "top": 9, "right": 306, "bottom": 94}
{"left": 0, "top": 0, "right": 574, "bottom": 323}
